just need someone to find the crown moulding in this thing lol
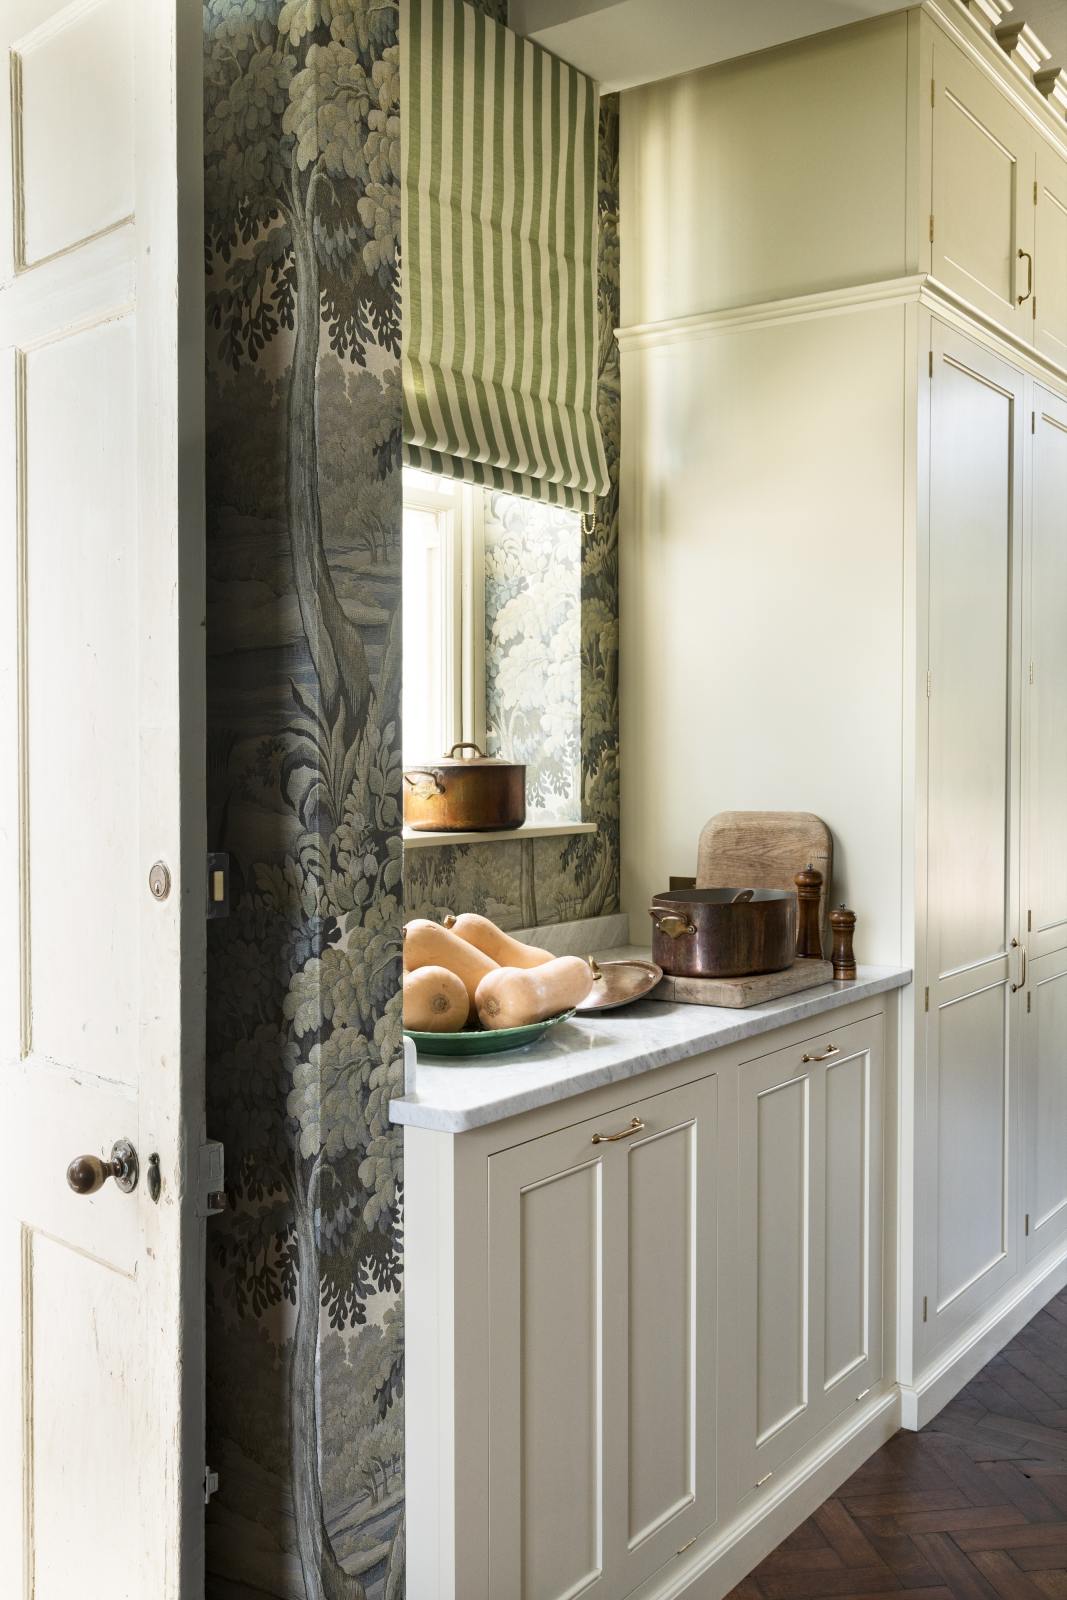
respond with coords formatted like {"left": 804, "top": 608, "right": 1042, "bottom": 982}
{"left": 1034, "top": 66, "right": 1067, "bottom": 116}
{"left": 994, "top": 18, "right": 1053, "bottom": 74}
{"left": 965, "top": 0, "right": 1014, "bottom": 31}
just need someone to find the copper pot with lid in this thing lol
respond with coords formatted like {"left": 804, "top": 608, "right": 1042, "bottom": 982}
{"left": 649, "top": 887, "right": 797, "bottom": 978}
{"left": 403, "top": 742, "right": 526, "bottom": 832}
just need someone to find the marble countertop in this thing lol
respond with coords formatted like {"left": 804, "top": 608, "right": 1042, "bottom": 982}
{"left": 389, "top": 948, "right": 912, "bottom": 1133}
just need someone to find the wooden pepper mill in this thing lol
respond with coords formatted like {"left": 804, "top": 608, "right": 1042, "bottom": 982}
{"left": 794, "top": 863, "right": 824, "bottom": 959}
{"left": 830, "top": 903, "right": 858, "bottom": 981}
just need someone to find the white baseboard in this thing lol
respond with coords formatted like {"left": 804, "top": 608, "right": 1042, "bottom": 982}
{"left": 900, "top": 1241, "right": 1067, "bottom": 1431}
{"left": 634, "top": 1391, "right": 901, "bottom": 1600}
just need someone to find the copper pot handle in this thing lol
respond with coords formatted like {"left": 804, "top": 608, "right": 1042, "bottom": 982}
{"left": 447, "top": 742, "right": 486, "bottom": 760}
{"left": 649, "top": 908, "right": 697, "bottom": 939}
{"left": 403, "top": 768, "right": 445, "bottom": 795}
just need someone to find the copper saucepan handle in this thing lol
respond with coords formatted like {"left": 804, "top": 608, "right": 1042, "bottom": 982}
{"left": 447, "top": 742, "right": 486, "bottom": 760}
{"left": 649, "top": 908, "right": 697, "bottom": 939}
{"left": 403, "top": 768, "right": 445, "bottom": 796}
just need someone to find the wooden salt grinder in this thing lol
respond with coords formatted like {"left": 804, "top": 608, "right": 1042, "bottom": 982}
{"left": 830, "top": 904, "right": 858, "bottom": 981}
{"left": 795, "top": 863, "right": 824, "bottom": 959}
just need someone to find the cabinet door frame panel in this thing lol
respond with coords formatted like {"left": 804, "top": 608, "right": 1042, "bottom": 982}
{"left": 921, "top": 320, "right": 1025, "bottom": 1357}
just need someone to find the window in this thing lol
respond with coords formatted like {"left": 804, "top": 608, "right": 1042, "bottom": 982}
{"left": 401, "top": 469, "right": 485, "bottom": 766}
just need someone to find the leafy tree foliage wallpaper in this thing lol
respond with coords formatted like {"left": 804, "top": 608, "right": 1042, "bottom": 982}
{"left": 202, "top": 0, "right": 619, "bottom": 1593}
{"left": 203, "top": 1, "right": 404, "bottom": 1595}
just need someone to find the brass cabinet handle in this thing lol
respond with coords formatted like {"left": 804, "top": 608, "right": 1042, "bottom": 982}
{"left": 1012, "top": 947, "right": 1028, "bottom": 993}
{"left": 591, "top": 1116, "right": 645, "bottom": 1145}
{"left": 67, "top": 1139, "right": 139, "bottom": 1196}
{"left": 1018, "top": 248, "right": 1034, "bottom": 305}
{"left": 649, "top": 908, "right": 696, "bottom": 939}
{"left": 802, "top": 1044, "right": 840, "bottom": 1063}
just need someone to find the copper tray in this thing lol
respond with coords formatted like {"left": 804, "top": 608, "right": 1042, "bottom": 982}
{"left": 576, "top": 957, "right": 664, "bottom": 1012}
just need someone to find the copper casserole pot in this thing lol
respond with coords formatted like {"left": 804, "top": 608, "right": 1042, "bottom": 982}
{"left": 649, "top": 887, "right": 796, "bottom": 979}
{"left": 403, "top": 742, "right": 526, "bottom": 832}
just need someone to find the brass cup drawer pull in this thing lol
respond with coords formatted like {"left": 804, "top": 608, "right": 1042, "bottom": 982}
{"left": 802, "top": 1044, "right": 840, "bottom": 1063}
{"left": 591, "top": 1116, "right": 645, "bottom": 1145}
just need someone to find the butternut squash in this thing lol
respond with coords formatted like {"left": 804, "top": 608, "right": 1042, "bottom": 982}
{"left": 403, "top": 966, "right": 470, "bottom": 1033}
{"left": 402, "top": 918, "right": 498, "bottom": 1006}
{"left": 475, "top": 956, "right": 594, "bottom": 1030}
{"left": 443, "top": 912, "right": 553, "bottom": 968}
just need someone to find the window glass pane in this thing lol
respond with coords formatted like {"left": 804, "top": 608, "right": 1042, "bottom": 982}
{"left": 484, "top": 492, "right": 582, "bottom": 822}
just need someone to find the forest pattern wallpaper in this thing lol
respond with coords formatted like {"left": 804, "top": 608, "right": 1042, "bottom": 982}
{"left": 404, "top": 93, "right": 622, "bottom": 932}
{"left": 203, "top": 1, "right": 405, "bottom": 1596}
{"left": 202, "top": 0, "right": 619, "bottom": 1591}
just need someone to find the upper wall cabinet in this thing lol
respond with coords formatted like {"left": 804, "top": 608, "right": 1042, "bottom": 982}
{"left": 931, "top": 38, "right": 1036, "bottom": 341}
{"left": 619, "top": 5, "right": 1067, "bottom": 374}
{"left": 1035, "top": 145, "right": 1067, "bottom": 369}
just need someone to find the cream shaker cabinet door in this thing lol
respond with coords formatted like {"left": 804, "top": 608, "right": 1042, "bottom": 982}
{"left": 1023, "top": 951, "right": 1067, "bottom": 1264}
{"left": 487, "top": 1076, "right": 718, "bottom": 1600}
{"left": 932, "top": 38, "right": 1035, "bottom": 341}
{"left": 1026, "top": 390, "right": 1067, "bottom": 965}
{"left": 1021, "top": 391, "right": 1067, "bottom": 1267}
{"left": 1035, "top": 148, "right": 1067, "bottom": 370}
{"left": 737, "top": 1017, "right": 883, "bottom": 1498}
{"left": 923, "top": 325, "right": 1025, "bottom": 1354}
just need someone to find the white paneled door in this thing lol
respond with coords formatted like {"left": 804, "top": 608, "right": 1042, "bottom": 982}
{"left": 0, "top": 1, "right": 204, "bottom": 1595}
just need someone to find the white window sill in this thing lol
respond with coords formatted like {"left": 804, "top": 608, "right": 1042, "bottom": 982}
{"left": 403, "top": 820, "right": 597, "bottom": 849}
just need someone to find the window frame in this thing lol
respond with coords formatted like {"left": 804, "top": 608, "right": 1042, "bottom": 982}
{"left": 402, "top": 471, "right": 486, "bottom": 764}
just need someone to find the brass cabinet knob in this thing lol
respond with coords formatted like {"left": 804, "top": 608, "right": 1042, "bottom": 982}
{"left": 67, "top": 1140, "right": 139, "bottom": 1196}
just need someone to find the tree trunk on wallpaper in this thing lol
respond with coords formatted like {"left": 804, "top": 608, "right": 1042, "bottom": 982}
{"left": 287, "top": 214, "right": 372, "bottom": 752}
{"left": 291, "top": 1160, "right": 368, "bottom": 1600}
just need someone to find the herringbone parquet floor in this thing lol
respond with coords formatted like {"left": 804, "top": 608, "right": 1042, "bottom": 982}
{"left": 728, "top": 1287, "right": 1067, "bottom": 1600}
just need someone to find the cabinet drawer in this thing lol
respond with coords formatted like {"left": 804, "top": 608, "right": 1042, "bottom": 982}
{"left": 487, "top": 1075, "right": 718, "bottom": 1599}
{"left": 737, "top": 1017, "right": 884, "bottom": 1497}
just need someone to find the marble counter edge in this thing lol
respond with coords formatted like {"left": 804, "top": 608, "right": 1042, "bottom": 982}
{"left": 390, "top": 963, "right": 912, "bottom": 1133}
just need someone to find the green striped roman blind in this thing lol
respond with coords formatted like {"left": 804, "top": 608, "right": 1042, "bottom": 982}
{"left": 401, "top": 0, "right": 610, "bottom": 513}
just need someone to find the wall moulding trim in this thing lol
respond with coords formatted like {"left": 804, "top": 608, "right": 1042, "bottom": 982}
{"left": 616, "top": 277, "right": 926, "bottom": 354}
{"left": 617, "top": 273, "right": 1067, "bottom": 394}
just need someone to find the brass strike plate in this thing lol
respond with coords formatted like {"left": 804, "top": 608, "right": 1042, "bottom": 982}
{"left": 207, "top": 852, "right": 230, "bottom": 919}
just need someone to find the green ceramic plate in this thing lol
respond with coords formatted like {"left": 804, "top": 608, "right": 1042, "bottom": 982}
{"left": 404, "top": 1008, "right": 577, "bottom": 1059}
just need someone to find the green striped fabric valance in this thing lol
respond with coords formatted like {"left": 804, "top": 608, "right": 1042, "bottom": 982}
{"left": 401, "top": 0, "right": 609, "bottom": 513}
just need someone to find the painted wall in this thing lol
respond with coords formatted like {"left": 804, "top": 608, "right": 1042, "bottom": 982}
{"left": 404, "top": 94, "right": 621, "bottom": 931}
{"left": 203, "top": 2, "right": 405, "bottom": 1596}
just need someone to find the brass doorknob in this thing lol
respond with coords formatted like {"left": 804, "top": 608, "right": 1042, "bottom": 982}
{"left": 67, "top": 1140, "right": 139, "bottom": 1196}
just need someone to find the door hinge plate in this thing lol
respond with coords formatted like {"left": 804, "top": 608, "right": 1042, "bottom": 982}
{"left": 923, "top": 1295, "right": 929, "bottom": 1323}
{"left": 929, "top": 212, "right": 935, "bottom": 243}
{"left": 199, "top": 1141, "right": 226, "bottom": 1217}
{"left": 207, "top": 851, "right": 230, "bottom": 919}
{"left": 924, "top": 986, "right": 930, "bottom": 1013}
{"left": 204, "top": 1466, "right": 220, "bottom": 1505}
{"left": 1025, "top": 1213, "right": 1031, "bottom": 1236}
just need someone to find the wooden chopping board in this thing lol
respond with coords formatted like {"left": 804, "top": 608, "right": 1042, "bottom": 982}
{"left": 696, "top": 811, "right": 834, "bottom": 956}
